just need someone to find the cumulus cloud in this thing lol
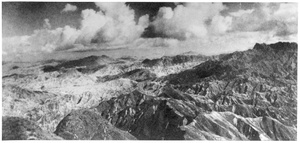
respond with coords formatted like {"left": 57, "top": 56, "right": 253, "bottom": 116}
{"left": 209, "top": 15, "right": 232, "bottom": 35}
{"left": 88, "top": 2, "right": 149, "bottom": 45}
{"left": 151, "top": 2, "right": 297, "bottom": 41}
{"left": 131, "top": 2, "right": 297, "bottom": 58}
{"left": 2, "top": 2, "right": 297, "bottom": 61}
{"left": 151, "top": 3, "right": 231, "bottom": 40}
{"left": 62, "top": 2, "right": 149, "bottom": 46}
{"left": 62, "top": 3, "right": 77, "bottom": 13}
{"left": 3, "top": 2, "right": 150, "bottom": 58}
{"left": 141, "top": 2, "right": 297, "bottom": 55}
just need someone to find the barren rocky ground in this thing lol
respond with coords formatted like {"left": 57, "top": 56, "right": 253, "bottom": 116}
{"left": 2, "top": 42, "right": 297, "bottom": 140}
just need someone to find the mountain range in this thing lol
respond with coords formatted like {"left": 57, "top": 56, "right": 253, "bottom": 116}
{"left": 2, "top": 42, "right": 297, "bottom": 140}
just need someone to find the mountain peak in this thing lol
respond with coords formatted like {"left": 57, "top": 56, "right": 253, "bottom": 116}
{"left": 253, "top": 42, "right": 297, "bottom": 52}
{"left": 253, "top": 43, "right": 269, "bottom": 51}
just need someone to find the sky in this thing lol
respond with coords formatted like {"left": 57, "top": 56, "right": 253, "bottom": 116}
{"left": 2, "top": 2, "right": 298, "bottom": 61}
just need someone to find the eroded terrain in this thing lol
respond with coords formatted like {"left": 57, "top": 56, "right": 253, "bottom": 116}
{"left": 2, "top": 42, "right": 297, "bottom": 140}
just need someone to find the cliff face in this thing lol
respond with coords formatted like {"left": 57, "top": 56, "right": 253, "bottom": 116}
{"left": 2, "top": 42, "right": 297, "bottom": 140}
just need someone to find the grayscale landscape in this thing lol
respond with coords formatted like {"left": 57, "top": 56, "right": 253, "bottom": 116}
{"left": 2, "top": 2, "right": 298, "bottom": 140}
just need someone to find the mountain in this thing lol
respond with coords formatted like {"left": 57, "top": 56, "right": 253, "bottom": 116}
{"left": 2, "top": 42, "right": 297, "bottom": 140}
{"left": 163, "top": 42, "right": 297, "bottom": 127}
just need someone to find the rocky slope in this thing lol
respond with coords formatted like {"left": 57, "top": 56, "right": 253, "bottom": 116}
{"left": 54, "top": 109, "right": 136, "bottom": 140}
{"left": 2, "top": 116, "right": 62, "bottom": 140}
{"left": 2, "top": 42, "right": 297, "bottom": 140}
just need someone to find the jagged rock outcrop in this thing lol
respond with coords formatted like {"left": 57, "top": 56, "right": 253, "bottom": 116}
{"left": 54, "top": 109, "right": 136, "bottom": 140}
{"left": 2, "top": 116, "right": 62, "bottom": 140}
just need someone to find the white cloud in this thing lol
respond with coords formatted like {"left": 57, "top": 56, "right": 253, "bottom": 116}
{"left": 273, "top": 3, "right": 297, "bottom": 23}
{"left": 151, "top": 3, "right": 230, "bottom": 40}
{"left": 62, "top": 3, "right": 77, "bottom": 13}
{"left": 58, "top": 25, "right": 80, "bottom": 49}
{"left": 209, "top": 15, "right": 232, "bottom": 35}
{"left": 132, "top": 2, "right": 297, "bottom": 57}
{"left": 92, "top": 2, "right": 149, "bottom": 45}
{"left": 76, "top": 9, "right": 107, "bottom": 44}
{"left": 229, "top": 9, "right": 254, "bottom": 17}
{"left": 272, "top": 3, "right": 297, "bottom": 36}
{"left": 2, "top": 2, "right": 297, "bottom": 61}
{"left": 3, "top": 2, "right": 150, "bottom": 58}
{"left": 230, "top": 3, "right": 297, "bottom": 37}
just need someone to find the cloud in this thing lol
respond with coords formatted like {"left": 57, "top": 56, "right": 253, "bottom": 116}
{"left": 92, "top": 2, "right": 149, "bottom": 45}
{"left": 229, "top": 9, "right": 254, "bottom": 17}
{"left": 151, "top": 3, "right": 230, "bottom": 40}
{"left": 64, "top": 2, "right": 149, "bottom": 46}
{"left": 43, "top": 19, "right": 51, "bottom": 29}
{"left": 131, "top": 2, "right": 297, "bottom": 57}
{"left": 229, "top": 3, "right": 297, "bottom": 37}
{"left": 62, "top": 3, "right": 77, "bottom": 13}
{"left": 273, "top": 3, "right": 297, "bottom": 23}
{"left": 75, "top": 9, "right": 107, "bottom": 45}
{"left": 3, "top": 2, "right": 150, "bottom": 58}
{"left": 151, "top": 2, "right": 297, "bottom": 41}
{"left": 209, "top": 15, "right": 232, "bottom": 35}
{"left": 2, "top": 2, "right": 297, "bottom": 61}
{"left": 76, "top": 2, "right": 149, "bottom": 46}
{"left": 272, "top": 3, "right": 297, "bottom": 36}
{"left": 144, "top": 2, "right": 296, "bottom": 55}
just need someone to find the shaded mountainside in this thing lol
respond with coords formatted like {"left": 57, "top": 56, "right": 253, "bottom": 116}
{"left": 2, "top": 42, "right": 297, "bottom": 140}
